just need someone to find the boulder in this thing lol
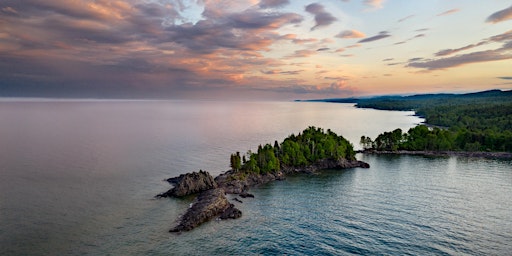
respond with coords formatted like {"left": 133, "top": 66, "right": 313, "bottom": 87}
{"left": 158, "top": 170, "right": 217, "bottom": 198}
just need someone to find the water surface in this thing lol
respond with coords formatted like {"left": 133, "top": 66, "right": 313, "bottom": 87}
{"left": 1, "top": 100, "right": 510, "bottom": 255}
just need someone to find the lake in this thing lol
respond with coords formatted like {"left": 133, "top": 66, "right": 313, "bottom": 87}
{"left": 0, "top": 100, "right": 510, "bottom": 255}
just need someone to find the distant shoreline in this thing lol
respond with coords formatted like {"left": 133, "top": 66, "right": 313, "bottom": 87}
{"left": 359, "top": 150, "right": 512, "bottom": 159}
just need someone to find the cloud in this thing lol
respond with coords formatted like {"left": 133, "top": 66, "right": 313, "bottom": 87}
{"left": 436, "top": 9, "right": 460, "bottom": 17}
{"left": 363, "top": 0, "right": 385, "bottom": 10}
{"left": 287, "top": 49, "right": 317, "bottom": 58}
{"left": 407, "top": 29, "right": 512, "bottom": 71}
{"left": 1, "top": 6, "right": 18, "bottom": 15}
{"left": 336, "top": 30, "right": 366, "bottom": 39}
{"left": 358, "top": 31, "right": 390, "bottom": 43}
{"left": 346, "top": 44, "right": 362, "bottom": 48}
{"left": 498, "top": 77, "right": 512, "bottom": 80}
{"left": 408, "top": 57, "right": 423, "bottom": 62}
{"left": 0, "top": 0, "right": 314, "bottom": 98}
{"left": 382, "top": 58, "right": 394, "bottom": 61}
{"left": 261, "top": 69, "right": 303, "bottom": 75}
{"left": 435, "top": 42, "right": 487, "bottom": 56}
{"left": 434, "top": 30, "right": 512, "bottom": 57}
{"left": 408, "top": 48, "right": 512, "bottom": 70}
{"left": 398, "top": 15, "right": 414, "bottom": 23}
{"left": 273, "top": 79, "right": 356, "bottom": 96}
{"left": 259, "top": 0, "right": 290, "bottom": 9}
{"left": 486, "top": 5, "right": 512, "bottom": 23}
{"left": 488, "top": 30, "right": 512, "bottom": 42}
{"left": 305, "top": 3, "right": 338, "bottom": 30}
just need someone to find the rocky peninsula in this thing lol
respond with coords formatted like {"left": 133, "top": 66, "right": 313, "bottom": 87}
{"left": 157, "top": 127, "right": 370, "bottom": 232}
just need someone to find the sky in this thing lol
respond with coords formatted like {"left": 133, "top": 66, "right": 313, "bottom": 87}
{"left": 1, "top": 0, "right": 511, "bottom": 100}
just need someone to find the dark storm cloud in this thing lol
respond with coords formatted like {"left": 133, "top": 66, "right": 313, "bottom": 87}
{"left": 305, "top": 3, "right": 338, "bottom": 30}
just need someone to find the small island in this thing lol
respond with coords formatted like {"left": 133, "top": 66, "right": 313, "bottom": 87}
{"left": 157, "top": 126, "right": 369, "bottom": 232}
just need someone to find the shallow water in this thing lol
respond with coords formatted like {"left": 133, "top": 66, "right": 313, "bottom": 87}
{"left": 1, "top": 100, "right": 510, "bottom": 255}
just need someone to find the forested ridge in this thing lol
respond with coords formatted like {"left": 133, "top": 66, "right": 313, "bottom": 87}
{"left": 229, "top": 126, "right": 355, "bottom": 175}
{"left": 355, "top": 90, "right": 512, "bottom": 152}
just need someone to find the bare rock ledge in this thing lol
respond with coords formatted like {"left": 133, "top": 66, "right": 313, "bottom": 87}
{"left": 159, "top": 158, "right": 369, "bottom": 232}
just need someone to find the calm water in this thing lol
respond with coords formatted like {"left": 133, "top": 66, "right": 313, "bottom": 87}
{"left": 0, "top": 100, "right": 510, "bottom": 255}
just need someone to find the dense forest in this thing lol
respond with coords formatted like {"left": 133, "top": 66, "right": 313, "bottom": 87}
{"left": 229, "top": 126, "right": 355, "bottom": 174}
{"left": 355, "top": 90, "right": 512, "bottom": 152}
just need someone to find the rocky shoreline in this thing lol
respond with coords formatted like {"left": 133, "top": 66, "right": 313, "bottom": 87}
{"left": 157, "top": 158, "right": 369, "bottom": 232}
{"left": 360, "top": 150, "right": 512, "bottom": 159}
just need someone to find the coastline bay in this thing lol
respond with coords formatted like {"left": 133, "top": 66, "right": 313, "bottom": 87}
{"left": 1, "top": 100, "right": 510, "bottom": 255}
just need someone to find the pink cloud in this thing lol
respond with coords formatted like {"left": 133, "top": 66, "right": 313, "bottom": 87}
{"left": 436, "top": 9, "right": 460, "bottom": 17}
{"left": 336, "top": 30, "right": 366, "bottom": 39}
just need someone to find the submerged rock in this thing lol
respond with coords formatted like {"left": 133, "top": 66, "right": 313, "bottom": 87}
{"left": 170, "top": 188, "right": 240, "bottom": 232}
{"left": 157, "top": 170, "right": 217, "bottom": 198}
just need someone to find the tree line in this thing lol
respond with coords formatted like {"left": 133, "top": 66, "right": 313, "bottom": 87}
{"left": 230, "top": 126, "right": 355, "bottom": 174}
{"left": 357, "top": 90, "right": 512, "bottom": 152}
{"left": 361, "top": 125, "right": 512, "bottom": 152}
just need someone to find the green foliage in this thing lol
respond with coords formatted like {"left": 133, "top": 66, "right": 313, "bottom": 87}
{"left": 367, "top": 125, "right": 512, "bottom": 152}
{"left": 357, "top": 90, "right": 512, "bottom": 152}
{"left": 230, "top": 152, "right": 242, "bottom": 171}
{"left": 231, "top": 126, "right": 356, "bottom": 174}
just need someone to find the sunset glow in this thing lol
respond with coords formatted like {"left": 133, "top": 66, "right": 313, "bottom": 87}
{"left": 1, "top": 0, "right": 511, "bottom": 100}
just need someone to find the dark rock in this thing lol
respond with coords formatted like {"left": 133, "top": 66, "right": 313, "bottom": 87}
{"left": 161, "top": 158, "right": 370, "bottom": 232}
{"left": 239, "top": 192, "right": 254, "bottom": 198}
{"left": 215, "top": 171, "right": 285, "bottom": 194}
{"left": 219, "top": 204, "right": 242, "bottom": 219}
{"left": 233, "top": 198, "right": 243, "bottom": 203}
{"left": 170, "top": 188, "right": 230, "bottom": 232}
{"left": 158, "top": 170, "right": 217, "bottom": 198}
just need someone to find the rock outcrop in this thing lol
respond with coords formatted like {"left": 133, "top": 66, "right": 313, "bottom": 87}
{"left": 215, "top": 170, "right": 285, "bottom": 194}
{"left": 214, "top": 158, "right": 369, "bottom": 194}
{"left": 280, "top": 158, "right": 369, "bottom": 173}
{"left": 160, "top": 158, "right": 369, "bottom": 232}
{"left": 170, "top": 188, "right": 241, "bottom": 232}
{"left": 157, "top": 170, "right": 217, "bottom": 198}
{"left": 219, "top": 204, "right": 242, "bottom": 219}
